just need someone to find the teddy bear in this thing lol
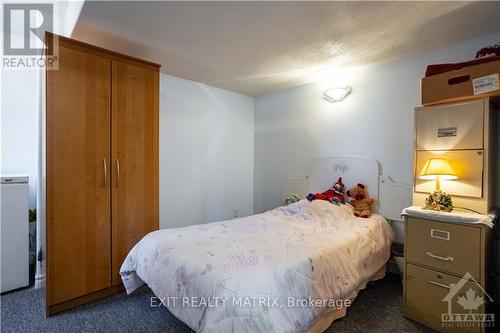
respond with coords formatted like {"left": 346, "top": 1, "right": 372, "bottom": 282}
{"left": 306, "top": 177, "right": 346, "bottom": 205}
{"left": 346, "top": 183, "right": 374, "bottom": 218}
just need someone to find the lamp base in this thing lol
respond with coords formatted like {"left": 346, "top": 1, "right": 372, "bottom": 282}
{"left": 423, "top": 191, "right": 453, "bottom": 212}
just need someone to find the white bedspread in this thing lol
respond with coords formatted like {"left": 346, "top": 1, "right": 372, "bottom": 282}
{"left": 120, "top": 200, "right": 394, "bottom": 333}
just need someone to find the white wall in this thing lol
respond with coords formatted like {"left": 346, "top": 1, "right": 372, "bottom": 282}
{"left": 1, "top": 69, "right": 39, "bottom": 208}
{"left": 160, "top": 74, "right": 254, "bottom": 228}
{"left": 0, "top": 1, "right": 84, "bottom": 209}
{"left": 254, "top": 31, "right": 500, "bottom": 214}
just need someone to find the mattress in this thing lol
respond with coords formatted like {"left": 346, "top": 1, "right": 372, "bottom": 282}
{"left": 120, "top": 199, "right": 394, "bottom": 332}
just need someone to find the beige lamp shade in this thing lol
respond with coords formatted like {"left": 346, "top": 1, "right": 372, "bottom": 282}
{"left": 418, "top": 158, "right": 458, "bottom": 180}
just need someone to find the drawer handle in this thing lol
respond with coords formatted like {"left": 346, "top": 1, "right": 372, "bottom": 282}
{"left": 428, "top": 280, "right": 450, "bottom": 289}
{"left": 430, "top": 228, "right": 450, "bottom": 241}
{"left": 426, "top": 251, "right": 454, "bottom": 262}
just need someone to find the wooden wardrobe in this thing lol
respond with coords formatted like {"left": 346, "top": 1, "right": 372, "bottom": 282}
{"left": 45, "top": 33, "right": 159, "bottom": 315}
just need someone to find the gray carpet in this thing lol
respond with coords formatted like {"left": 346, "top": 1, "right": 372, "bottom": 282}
{"left": 1, "top": 273, "right": 434, "bottom": 333}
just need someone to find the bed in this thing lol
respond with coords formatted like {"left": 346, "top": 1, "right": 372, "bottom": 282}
{"left": 120, "top": 156, "right": 397, "bottom": 333}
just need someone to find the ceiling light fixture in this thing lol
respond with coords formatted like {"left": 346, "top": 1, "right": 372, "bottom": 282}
{"left": 323, "top": 86, "right": 351, "bottom": 102}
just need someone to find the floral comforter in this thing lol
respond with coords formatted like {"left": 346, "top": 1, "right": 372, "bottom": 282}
{"left": 120, "top": 200, "right": 394, "bottom": 332}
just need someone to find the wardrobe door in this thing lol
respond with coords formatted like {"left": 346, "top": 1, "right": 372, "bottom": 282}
{"left": 111, "top": 61, "right": 159, "bottom": 285}
{"left": 47, "top": 45, "right": 111, "bottom": 305}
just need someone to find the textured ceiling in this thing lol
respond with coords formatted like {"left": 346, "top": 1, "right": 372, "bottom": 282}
{"left": 73, "top": 1, "right": 500, "bottom": 96}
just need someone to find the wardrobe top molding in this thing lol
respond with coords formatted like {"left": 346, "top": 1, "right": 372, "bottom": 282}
{"left": 45, "top": 32, "right": 161, "bottom": 70}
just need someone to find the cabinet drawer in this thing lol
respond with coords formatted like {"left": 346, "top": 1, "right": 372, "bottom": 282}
{"left": 406, "top": 217, "right": 481, "bottom": 279}
{"left": 406, "top": 263, "right": 481, "bottom": 333}
{"left": 415, "top": 100, "right": 484, "bottom": 151}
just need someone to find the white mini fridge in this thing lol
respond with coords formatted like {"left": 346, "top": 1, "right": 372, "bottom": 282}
{"left": 1, "top": 175, "right": 29, "bottom": 293}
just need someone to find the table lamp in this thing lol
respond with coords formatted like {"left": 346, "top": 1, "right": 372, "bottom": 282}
{"left": 418, "top": 158, "right": 457, "bottom": 211}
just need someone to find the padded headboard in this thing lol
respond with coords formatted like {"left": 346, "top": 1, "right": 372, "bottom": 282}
{"left": 307, "top": 155, "right": 379, "bottom": 203}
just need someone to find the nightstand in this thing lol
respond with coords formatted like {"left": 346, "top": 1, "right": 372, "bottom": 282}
{"left": 402, "top": 206, "right": 494, "bottom": 333}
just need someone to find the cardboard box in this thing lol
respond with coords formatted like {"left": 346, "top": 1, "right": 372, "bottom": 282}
{"left": 421, "top": 59, "right": 500, "bottom": 106}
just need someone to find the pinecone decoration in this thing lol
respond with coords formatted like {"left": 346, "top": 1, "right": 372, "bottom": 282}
{"left": 424, "top": 191, "right": 453, "bottom": 212}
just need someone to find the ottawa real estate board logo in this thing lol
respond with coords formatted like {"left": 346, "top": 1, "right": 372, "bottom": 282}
{"left": 441, "top": 272, "right": 495, "bottom": 329}
{"left": 2, "top": 3, "right": 58, "bottom": 69}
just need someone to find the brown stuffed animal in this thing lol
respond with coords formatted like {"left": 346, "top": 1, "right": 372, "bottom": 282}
{"left": 346, "top": 183, "right": 374, "bottom": 218}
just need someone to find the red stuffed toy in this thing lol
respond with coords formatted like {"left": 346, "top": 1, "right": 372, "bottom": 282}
{"left": 306, "top": 177, "right": 346, "bottom": 205}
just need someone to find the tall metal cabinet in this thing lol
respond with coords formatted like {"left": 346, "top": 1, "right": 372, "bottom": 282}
{"left": 45, "top": 33, "right": 160, "bottom": 315}
{"left": 403, "top": 97, "right": 499, "bottom": 333}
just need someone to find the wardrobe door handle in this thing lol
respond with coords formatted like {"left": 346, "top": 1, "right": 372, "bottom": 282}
{"left": 102, "top": 159, "right": 107, "bottom": 188}
{"left": 115, "top": 159, "right": 120, "bottom": 188}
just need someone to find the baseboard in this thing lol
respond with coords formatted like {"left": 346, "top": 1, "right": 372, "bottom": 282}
{"left": 34, "top": 273, "right": 46, "bottom": 289}
{"left": 35, "top": 273, "right": 46, "bottom": 280}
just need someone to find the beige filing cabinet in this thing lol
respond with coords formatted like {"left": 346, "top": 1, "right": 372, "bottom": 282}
{"left": 404, "top": 97, "right": 499, "bottom": 332}
{"left": 413, "top": 98, "right": 499, "bottom": 214}
{"left": 402, "top": 215, "right": 492, "bottom": 333}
